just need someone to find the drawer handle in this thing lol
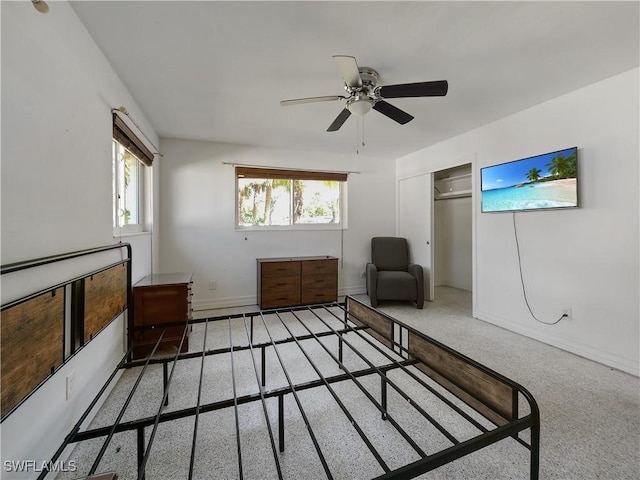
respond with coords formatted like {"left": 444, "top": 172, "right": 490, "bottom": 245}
{"left": 276, "top": 297, "right": 288, "bottom": 301}
{"left": 276, "top": 282, "right": 288, "bottom": 286}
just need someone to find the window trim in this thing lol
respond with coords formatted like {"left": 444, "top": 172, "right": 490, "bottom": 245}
{"left": 113, "top": 140, "right": 146, "bottom": 235}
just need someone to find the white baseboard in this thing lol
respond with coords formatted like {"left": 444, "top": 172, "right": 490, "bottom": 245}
{"left": 339, "top": 286, "right": 366, "bottom": 298}
{"left": 193, "top": 286, "right": 367, "bottom": 312}
{"left": 193, "top": 295, "right": 256, "bottom": 311}
{"left": 475, "top": 309, "right": 639, "bottom": 377}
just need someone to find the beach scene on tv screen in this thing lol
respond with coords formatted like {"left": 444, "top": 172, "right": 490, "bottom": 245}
{"left": 481, "top": 147, "right": 578, "bottom": 212}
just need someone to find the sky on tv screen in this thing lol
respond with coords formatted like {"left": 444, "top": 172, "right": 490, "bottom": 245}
{"left": 481, "top": 147, "right": 577, "bottom": 192}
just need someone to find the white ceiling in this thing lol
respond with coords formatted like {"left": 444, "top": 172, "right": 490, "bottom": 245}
{"left": 70, "top": 1, "right": 640, "bottom": 160}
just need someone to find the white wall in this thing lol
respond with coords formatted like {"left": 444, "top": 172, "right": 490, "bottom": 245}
{"left": 157, "top": 139, "right": 396, "bottom": 309}
{"left": 397, "top": 69, "right": 639, "bottom": 375}
{"left": 1, "top": 2, "right": 158, "bottom": 476}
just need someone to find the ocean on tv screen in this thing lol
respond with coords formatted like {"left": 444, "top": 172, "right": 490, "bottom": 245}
{"left": 482, "top": 178, "right": 577, "bottom": 212}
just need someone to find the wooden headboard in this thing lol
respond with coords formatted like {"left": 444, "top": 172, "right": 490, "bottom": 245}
{"left": 1, "top": 244, "right": 131, "bottom": 420}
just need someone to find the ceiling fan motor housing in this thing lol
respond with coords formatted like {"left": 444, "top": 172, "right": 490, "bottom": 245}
{"left": 346, "top": 67, "right": 378, "bottom": 115}
{"left": 358, "top": 67, "right": 379, "bottom": 89}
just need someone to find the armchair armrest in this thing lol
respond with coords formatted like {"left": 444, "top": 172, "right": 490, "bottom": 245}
{"left": 408, "top": 263, "right": 424, "bottom": 309}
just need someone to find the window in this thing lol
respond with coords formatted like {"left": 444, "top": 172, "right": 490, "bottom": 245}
{"left": 112, "top": 113, "right": 153, "bottom": 234}
{"left": 236, "top": 167, "right": 347, "bottom": 228}
{"left": 112, "top": 140, "right": 141, "bottom": 229}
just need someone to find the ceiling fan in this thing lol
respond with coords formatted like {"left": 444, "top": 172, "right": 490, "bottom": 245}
{"left": 280, "top": 55, "right": 448, "bottom": 132}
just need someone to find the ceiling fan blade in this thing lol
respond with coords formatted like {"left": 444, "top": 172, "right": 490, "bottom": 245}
{"left": 327, "top": 108, "right": 352, "bottom": 132}
{"left": 378, "top": 80, "right": 448, "bottom": 98}
{"left": 333, "top": 55, "right": 362, "bottom": 88}
{"left": 280, "top": 95, "right": 346, "bottom": 106}
{"left": 372, "top": 100, "right": 414, "bottom": 125}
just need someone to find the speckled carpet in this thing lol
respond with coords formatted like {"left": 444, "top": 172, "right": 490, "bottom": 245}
{"left": 58, "top": 287, "right": 639, "bottom": 480}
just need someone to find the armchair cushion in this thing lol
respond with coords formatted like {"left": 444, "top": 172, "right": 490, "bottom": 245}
{"left": 371, "top": 237, "right": 409, "bottom": 271}
{"left": 376, "top": 271, "right": 417, "bottom": 300}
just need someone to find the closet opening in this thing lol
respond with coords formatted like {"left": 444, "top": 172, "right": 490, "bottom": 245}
{"left": 433, "top": 164, "right": 473, "bottom": 298}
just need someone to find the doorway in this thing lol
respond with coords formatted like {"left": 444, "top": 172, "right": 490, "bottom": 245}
{"left": 433, "top": 164, "right": 473, "bottom": 293}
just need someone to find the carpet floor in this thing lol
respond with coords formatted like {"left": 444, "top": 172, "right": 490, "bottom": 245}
{"left": 58, "top": 287, "right": 639, "bottom": 480}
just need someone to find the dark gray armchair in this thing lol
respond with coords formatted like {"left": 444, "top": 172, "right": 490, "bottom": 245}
{"left": 366, "top": 237, "right": 424, "bottom": 309}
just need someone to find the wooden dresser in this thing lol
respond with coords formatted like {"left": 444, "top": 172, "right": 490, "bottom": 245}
{"left": 132, "top": 273, "right": 192, "bottom": 359}
{"left": 257, "top": 256, "right": 338, "bottom": 309}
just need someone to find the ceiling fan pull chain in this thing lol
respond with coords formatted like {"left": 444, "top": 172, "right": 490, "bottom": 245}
{"left": 362, "top": 116, "right": 366, "bottom": 147}
{"left": 356, "top": 116, "right": 360, "bottom": 155}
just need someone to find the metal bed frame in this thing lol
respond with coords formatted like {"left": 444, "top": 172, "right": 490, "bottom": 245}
{"left": 40, "top": 295, "right": 539, "bottom": 480}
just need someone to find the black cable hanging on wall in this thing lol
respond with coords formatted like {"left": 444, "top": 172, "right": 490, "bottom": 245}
{"left": 512, "top": 212, "right": 567, "bottom": 325}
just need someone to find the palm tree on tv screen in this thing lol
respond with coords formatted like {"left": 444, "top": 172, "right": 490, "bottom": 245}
{"left": 526, "top": 167, "right": 542, "bottom": 182}
{"left": 547, "top": 151, "right": 577, "bottom": 179}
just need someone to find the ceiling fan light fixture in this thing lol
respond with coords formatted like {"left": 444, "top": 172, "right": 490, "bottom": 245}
{"left": 347, "top": 98, "right": 373, "bottom": 116}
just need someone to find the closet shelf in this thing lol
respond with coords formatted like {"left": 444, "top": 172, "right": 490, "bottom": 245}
{"left": 434, "top": 190, "right": 472, "bottom": 200}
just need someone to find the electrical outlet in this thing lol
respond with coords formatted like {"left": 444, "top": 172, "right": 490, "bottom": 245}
{"left": 562, "top": 307, "right": 572, "bottom": 320}
{"left": 360, "top": 271, "right": 366, "bottom": 278}
{"left": 209, "top": 280, "right": 217, "bottom": 290}
{"left": 66, "top": 371, "right": 76, "bottom": 400}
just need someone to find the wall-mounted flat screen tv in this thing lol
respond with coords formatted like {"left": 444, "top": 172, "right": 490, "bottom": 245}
{"left": 481, "top": 147, "right": 578, "bottom": 213}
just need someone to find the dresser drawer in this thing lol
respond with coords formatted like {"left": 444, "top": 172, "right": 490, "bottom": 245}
{"left": 302, "top": 288, "right": 337, "bottom": 305}
{"left": 261, "top": 289, "right": 302, "bottom": 309}
{"left": 262, "top": 275, "right": 300, "bottom": 292}
{"left": 302, "top": 273, "right": 336, "bottom": 291}
{"left": 302, "top": 259, "right": 338, "bottom": 276}
{"left": 262, "top": 261, "right": 301, "bottom": 277}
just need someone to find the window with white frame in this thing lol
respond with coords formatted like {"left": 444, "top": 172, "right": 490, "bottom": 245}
{"left": 112, "top": 140, "right": 142, "bottom": 230}
{"left": 112, "top": 114, "right": 153, "bottom": 234}
{"left": 236, "top": 167, "right": 347, "bottom": 228}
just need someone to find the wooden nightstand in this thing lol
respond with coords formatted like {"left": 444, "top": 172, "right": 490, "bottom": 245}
{"left": 131, "top": 273, "right": 192, "bottom": 359}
